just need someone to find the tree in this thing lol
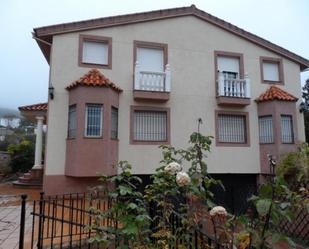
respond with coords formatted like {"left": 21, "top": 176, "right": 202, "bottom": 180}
{"left": 7, "top": 140, "right": 34, "bottom": 173}
{"left": 300, "top": 78, "right": 309, "bottom": 142}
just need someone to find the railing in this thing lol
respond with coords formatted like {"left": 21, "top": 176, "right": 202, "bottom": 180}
{"left": 217, "top": 71, "right": 251, "bottom": 98}
{"left": 134, "top": 61, "right": 171, "bottom": 92}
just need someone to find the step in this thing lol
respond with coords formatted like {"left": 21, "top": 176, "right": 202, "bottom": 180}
{"left": 12, "top": 180, "right": 43, "bottom": 188}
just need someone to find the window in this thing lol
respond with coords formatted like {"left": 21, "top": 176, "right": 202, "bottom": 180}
{"left": 216, "top": 111, "right": 249, "bottom": 146}
{"left": 281, "top": 115, "right": 293, "bottom": 143}
{"left": 79, "top": 35, "right": 112, "bottom": 69}
{"left": 111, "top": 107, "right": 118, "bottom": 139}
{"left": 215, "top": 51, "right": 244, "bottom": 80}
{"left": 130, "top": 106, "right": 170, "bottom": 144}
{"left": 260, "top": 57, "right": 283, "bottom": 84}
{"left": 68, "top": 105, "right": 77, "bottom": 139}
{"left": 258, "top": 116, "right": 274, "bottom": 143}
{"left": 134, "top": 41, "right": 167, "bottom": 72}
{"left": 85, "top": 104, "right": 103, "bottom": 137}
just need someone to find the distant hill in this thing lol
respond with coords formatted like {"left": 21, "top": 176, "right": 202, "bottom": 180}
{"left": 0, "top": 107, "right": 20, "bottom": 118}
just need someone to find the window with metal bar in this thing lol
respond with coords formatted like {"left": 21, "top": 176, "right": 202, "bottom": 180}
{"left": 281, "top": 115, "right": 293, "bottom": 143}
{"left": 85, "top": 104, "right": 103, "bottom": 137}
{"left": 111, "top": 107, "right": 118, "bottom": 139}
{"left": 258, "top": 116, "right": 274, "bottom": 144}
{"left": 68, "top": 105, "right": 77, "bottom": 139}
{"left": 218, "top": 114, "right": 246, "bottom": 143}
{"left": 133, "top": 111, "right": 167, "bottom": 141}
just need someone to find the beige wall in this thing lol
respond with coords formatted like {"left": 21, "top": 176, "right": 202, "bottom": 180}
{"left": 45, "top": 16, "right": 305, "bottom": 176}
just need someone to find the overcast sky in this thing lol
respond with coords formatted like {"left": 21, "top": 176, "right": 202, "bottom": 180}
{"left": 1, "top": 0, "right": 308, "bottom": 110}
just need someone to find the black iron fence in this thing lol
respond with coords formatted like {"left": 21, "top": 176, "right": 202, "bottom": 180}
{"left": 17, "top": 191, "right": 309, "bottom": 248}
{"left": 18, "top": 191, "right": 229, "bottom": 249}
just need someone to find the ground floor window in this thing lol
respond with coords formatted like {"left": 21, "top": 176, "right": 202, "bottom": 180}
{"left": 216, "top": 111, "right": 249, "bottom": 146}
{"left": 111, "top": 107, "right": 118, "bottom": 139}
{"left": 85, "top": 104, "right": 103, "bottom": 137}
{"left": 131, "top": 106, "right": 170, "bottom": 144}
{"left": 68, "top": 105, "right": 77, "bottom": 139}
{"left": 281, "top": 115, "right": 293, "bottom": 143}
{"left": 258, "top": 116, "right": 274, "bottom": 144}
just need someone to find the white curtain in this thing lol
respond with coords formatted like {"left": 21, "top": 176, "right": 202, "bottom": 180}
{"left": 263, "top": 62, "right": 279, "bottom": 81}
{"left": 217, "top": 56, "right": 240, "bottom": 76}
{"left": 137, "top": 47, "right": 164, "bottom": 72}
{"left": 83, "top": 41, "right": 108, "bottom": 65}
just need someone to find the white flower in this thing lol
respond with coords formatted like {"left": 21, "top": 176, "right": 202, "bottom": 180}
{"left": 164, "top": 162, "right": 182, "bottom": 174}
{"left": 176, "top": 172, "right": 191, "bottom": 186}
{"left": 209, "top": 206, "right": 227, "bottom": 217}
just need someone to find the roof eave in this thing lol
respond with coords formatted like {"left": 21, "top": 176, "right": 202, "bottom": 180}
{"left": 32, "top": 5, "right": 309, "bottom": 70}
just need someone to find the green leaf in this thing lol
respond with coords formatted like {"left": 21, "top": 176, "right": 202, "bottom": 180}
{"left": 119, "top": 185, "right": 132, "bottom": 195}
{"left": 256, "top": 199, "right": 271, "bottom": 216}
{"left": 127, "top": 202, "right": 137, "bottom": 210}
{"left": 271, "top": 233, "right": 281, "bottom": 245}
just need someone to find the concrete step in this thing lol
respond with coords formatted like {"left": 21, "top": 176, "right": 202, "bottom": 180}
{"left": 13, "top": 180, "right": 42, "bottom": 188}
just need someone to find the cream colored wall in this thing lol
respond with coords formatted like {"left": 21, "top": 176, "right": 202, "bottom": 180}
{"left": 45, "top": 16, "right": 305, "bottom": 176}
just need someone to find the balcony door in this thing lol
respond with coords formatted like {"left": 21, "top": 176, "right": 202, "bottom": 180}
{"left": 137, "top": 47, "right": 164, "bottom": 72}
{"left": 217, "top": 56, "right": 240, "bottom": 79}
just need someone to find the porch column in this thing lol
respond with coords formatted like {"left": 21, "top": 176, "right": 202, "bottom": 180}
{"left": 33, "top": 116, "right": 44, "bottom": 169}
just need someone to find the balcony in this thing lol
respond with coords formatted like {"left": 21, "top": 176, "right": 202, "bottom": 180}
{"left": 217, "top": 71, "right": 251, "bottom": 106}
{"left": 133, "top": 61, "right": 171, "bottom": 101}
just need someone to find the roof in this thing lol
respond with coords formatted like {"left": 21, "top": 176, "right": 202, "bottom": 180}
{"left": 66, "top": 69, "right": 122, "bottom": 92}
{"left": 255, "top": 86, "right": 298, "bottom": 103}
{"left": 33, "top": 5, "right": 309, "bottom": 70}
{"left": 19, "top": 103, "right": 48, "bottom": 111}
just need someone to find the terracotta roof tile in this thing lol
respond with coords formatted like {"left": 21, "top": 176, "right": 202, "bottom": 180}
{"left": 19, "top": 103, "right": 48, "bottom": 111}
{"left": 66, "top": 69, "right": 122, "bottom": 92}
{"left": 256, "top": 86, "right": 298, "bottom": 103}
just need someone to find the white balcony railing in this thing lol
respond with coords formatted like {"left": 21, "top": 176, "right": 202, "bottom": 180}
{"left": 217, "top": 71, "right": 251, "bottom": 98}
{"left": 134, "top": 61, "right": 171, "bottom": 92}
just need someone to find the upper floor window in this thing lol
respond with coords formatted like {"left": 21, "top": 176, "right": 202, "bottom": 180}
{"left": 134, "top": 41, "right": 167, "bottom": 72}
{"left": 68, "top": 105, "right": 77, "bottom": 139}
{"left": 79, "top": 35, "right": 112, "bottom": 69}
{"left": 130, "top": 106, "right": 170, "bottom": 144}
{"left": 111, "top": 107, "right": 118, "bottom": 139}
{"left": 258, "top": 116, "right": 274, "bottom": 144}
{"left": 215, "top": 51, "right": 244, "bottom": 80}
{"left": 85, "top": 104, "right": 103, "bottom": 137}
{"left": 281, "top": 115, "right": 293, "bottom": 143}
{"left": 260, "top": 57, "right": 284, "bottom": 84}
{"left": 216, "top": 111, "right": 249, "bottom": 146}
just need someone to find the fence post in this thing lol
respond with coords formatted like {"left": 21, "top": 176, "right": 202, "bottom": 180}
{"left": 19, "top": 194, "right": 27, "bottom": 249}
{"left": 37, "top": 192, "right": 44, "bottom": 249}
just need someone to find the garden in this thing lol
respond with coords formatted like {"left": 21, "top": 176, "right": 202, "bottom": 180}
{"left": 85, "top": 131, "right": 309, "bottom": 249}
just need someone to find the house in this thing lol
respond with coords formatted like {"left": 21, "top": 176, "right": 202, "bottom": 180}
{"left": 18, "top": 5, "right": 309, "bottom": 199}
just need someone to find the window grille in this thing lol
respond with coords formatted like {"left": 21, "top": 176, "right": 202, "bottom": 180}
{"left": 68, "top": 105, "right": 76, "bottom": 139}
{"left": 85, "top": 104, "right": 102, "bottom": 137}
{"left": 281, "top": 115, "right": 293, "bottom": 143}
{"left": 258, "top": 116, "right": 274, "bottom": 143}
{"left": 133, "top": 111, "right": 167, "bottom": 141}
{"left": 111, "top": 107, "right": 118, "bottom": 139}
{"left": 218, "top": 114, "right": 246, "bottom": 143}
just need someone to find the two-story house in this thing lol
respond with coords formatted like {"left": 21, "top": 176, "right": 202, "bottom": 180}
{"left": 18, "top": 6, "right": 309, "bottom": 202}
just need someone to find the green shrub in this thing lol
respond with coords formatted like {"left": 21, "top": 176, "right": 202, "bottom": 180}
{"left": 7, "top": 140, "right": 34, "bottom": 173}
{"left": 277, "top": 143, "right": 309, "bottom": 190}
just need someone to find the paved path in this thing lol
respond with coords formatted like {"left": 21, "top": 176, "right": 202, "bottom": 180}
{"left": 0, "top": 183, "right": 41, "bottom": 249}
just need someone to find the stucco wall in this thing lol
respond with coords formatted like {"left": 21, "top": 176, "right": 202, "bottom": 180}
{"left": 45, "top": 16, "right": 305, "bottom": 176}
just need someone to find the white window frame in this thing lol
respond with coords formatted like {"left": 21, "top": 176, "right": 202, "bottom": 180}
{"left": 84, "top": 104, "right": 103, "bottom": 138}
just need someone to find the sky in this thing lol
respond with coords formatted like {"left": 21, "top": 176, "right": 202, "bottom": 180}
{"left": 1, "top": 0, "right": 309, "bottom": 110}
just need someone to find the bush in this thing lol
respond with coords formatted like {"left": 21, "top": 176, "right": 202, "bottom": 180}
{"left": 277, "top": 143, "right": 309, "bottom": 190}
{"left": 7, "top": 140, "right": 34, "bottom": 173}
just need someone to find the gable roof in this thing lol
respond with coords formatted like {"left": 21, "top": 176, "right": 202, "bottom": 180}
{"left": 255, "top": 85, "right": 298, "bottom": 103}
{"left": 66, "top": 69, "right": 122, "bottom": 92}
{"left": 33, "top": 5, "right": 309, "bottom": 70}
